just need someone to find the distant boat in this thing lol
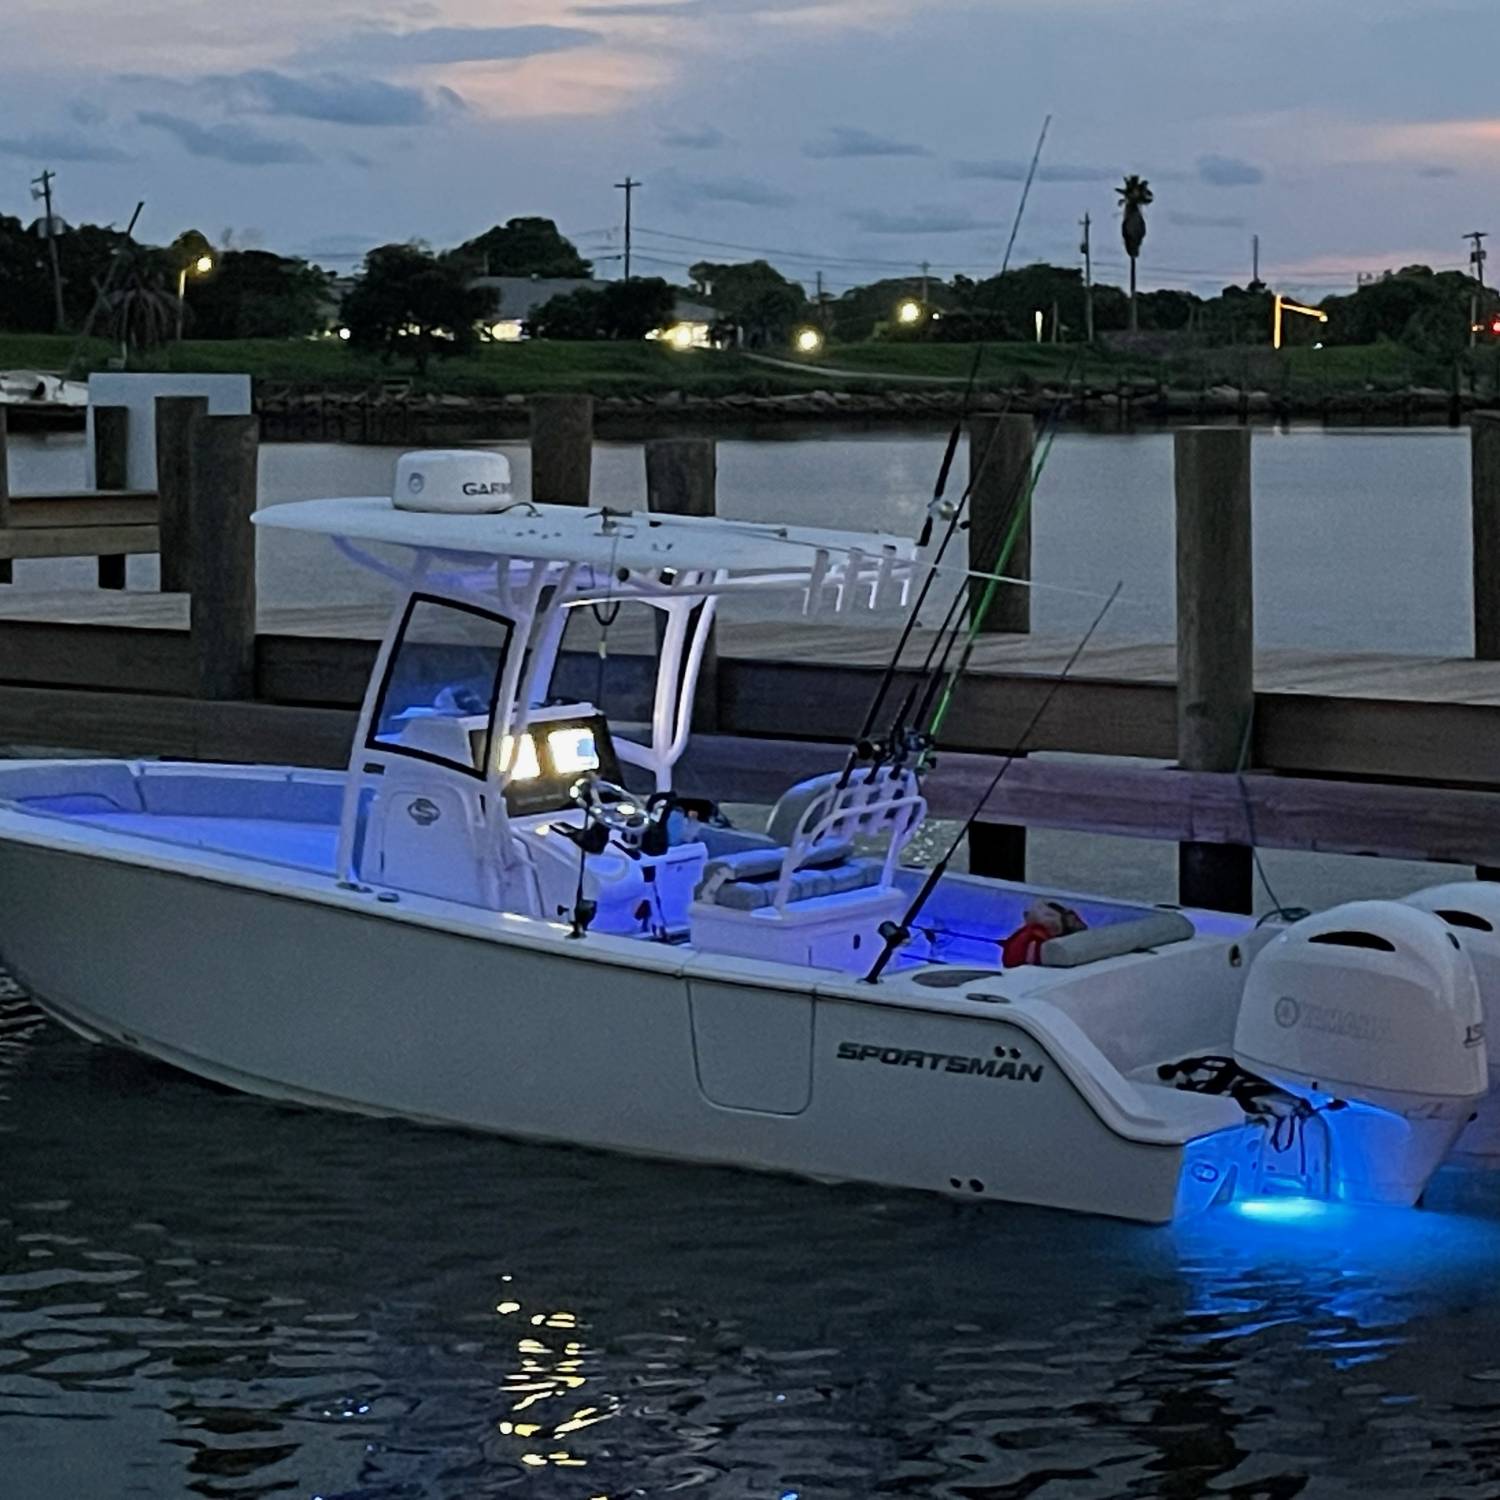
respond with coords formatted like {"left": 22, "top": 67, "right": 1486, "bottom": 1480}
{"left": 0, "top": 370, "right": 88, "bottom": 432}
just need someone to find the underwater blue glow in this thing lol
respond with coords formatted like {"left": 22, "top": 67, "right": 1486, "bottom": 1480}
{"left": 1232, "top": 1196, "right": 1332, "bottom": 1224}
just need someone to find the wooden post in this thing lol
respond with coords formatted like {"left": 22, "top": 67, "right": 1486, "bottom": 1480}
{"left": 155, "top": 395, "right": 208, "bottom": 594}
{"left": 1176, "top": 426, "right": 1255, "bottom": 912}
{"left": 645, "top": 438, "right": 719, "bottom": 730}
{"left": 1473, "top": 413, "right": 1500, "bottom": 660}
{"left": 529, "top": 395, "right": 593, "bottom": 507}
{"left": 188, "top": 415, "right": 259, "bottom": 701}
{"left": 93, "top": 404, "right": 130, "bottom": 590}
{"left": 967, "top": 413, "right": 1034, "bottom": 880}
{"left": 0, "top": 407, "right": 11, "bottom": 584}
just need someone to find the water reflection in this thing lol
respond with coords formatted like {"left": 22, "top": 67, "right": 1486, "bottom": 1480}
{"left": 4, "top": 1012, "right": 1500, "bottom": 1497}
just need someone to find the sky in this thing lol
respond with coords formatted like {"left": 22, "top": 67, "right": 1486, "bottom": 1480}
{"left": 2, "top": 0, "right": 1499, "bottom": 297}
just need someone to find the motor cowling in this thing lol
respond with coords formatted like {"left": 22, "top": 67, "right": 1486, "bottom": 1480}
{"left": 1404, "top": 882, "right": 1500, "bottom": 1153}
{"left": 1235, "top": 901, "right": 1487, "bottom": 1114}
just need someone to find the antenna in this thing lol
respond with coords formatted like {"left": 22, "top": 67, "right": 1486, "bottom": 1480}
{"left": 997, "top": 115, "right": 1051, "bottom": 278}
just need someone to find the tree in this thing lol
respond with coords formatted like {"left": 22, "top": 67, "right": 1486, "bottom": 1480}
{"left": 1117, "top": 175, "right": 1153, "bottom": 333}
{"left": 526, "top": 278, "right": 676, "bottom": 340}
{"left": 689, "top": 260, "right": 806, "bottom": 346}
{"left": 101, "top": 250, "right": 179, "bottom": 358}
{"left": 0, "top": 214, "right": 50, "bottom": 330}
{"left": 452, "top": 217, "right": 592, "bottom": 278}
{"left": 189, "top": 250, "right": 331, "bottom": 339}
{"left": 341, "top": 243, "right": 489, "bottom": 370}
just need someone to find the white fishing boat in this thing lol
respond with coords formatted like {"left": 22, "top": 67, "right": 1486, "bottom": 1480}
{"left": 0, "top": 449, "right": 1495, "bottom": 1223}
{"left": 0, "top": 370, "right": 88, "bottom": 408}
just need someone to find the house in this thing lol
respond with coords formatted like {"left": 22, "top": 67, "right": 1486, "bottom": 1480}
{"left": 468, "top": 275, "right": 719, "bottom": 345}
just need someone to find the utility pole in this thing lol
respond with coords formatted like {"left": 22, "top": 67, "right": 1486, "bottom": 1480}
{"left": 1079, "top": 213, "right": 1094, "bottom": 344}
{"left": 816, "top": 270, "right": 831, "bottom": 329}
{"left": 31, "top": 170, "right": 65, "bottom": 332}
{"left": 1251, "top": 234, "right": 1261, "bottom": 289}
{"left": 920, "top": 259, "right": 930, "bottom": 303}
{"left": 614, "top": 176, "right": 640, "bottom": 281}
{"left": 1467, "top": 230, "right": 1489, "bottom": 348}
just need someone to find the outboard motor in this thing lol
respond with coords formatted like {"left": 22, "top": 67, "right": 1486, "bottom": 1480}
{"left": 1405, "top": 882, "right": 1500, "bottom": 1154}
{"left": 1234, "top": 902, "right": 1488, "bottom": 1206}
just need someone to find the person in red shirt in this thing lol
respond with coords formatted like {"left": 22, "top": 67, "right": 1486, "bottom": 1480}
{"left": 1001, "top": 900, "right": 1086, "bottom": 968}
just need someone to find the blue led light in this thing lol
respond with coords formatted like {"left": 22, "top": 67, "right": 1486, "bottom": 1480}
{"left": 1232, "top": 1196, "right": 1331, "bottom": 1223}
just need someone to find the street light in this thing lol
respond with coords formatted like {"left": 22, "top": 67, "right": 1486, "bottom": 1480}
{"left": 794, "top": 326, "right": 824, "bottom": 354}
{"left": 895, "top": 299, "right": 923, "bottom": 325}
{"left": 1272, "top": 292, "right": 1327, "bottom": 350}
{"left": 176, "top": 251, "right": 214, "bottom": 341}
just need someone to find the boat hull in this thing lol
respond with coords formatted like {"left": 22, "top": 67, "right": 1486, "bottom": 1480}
{"left": 0, "top": 836, "right": 1213, "bottom": 1223}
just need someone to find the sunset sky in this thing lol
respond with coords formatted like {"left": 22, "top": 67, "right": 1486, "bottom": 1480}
{"left": 3, "top": 0, "right": 1497, "bottom": 295}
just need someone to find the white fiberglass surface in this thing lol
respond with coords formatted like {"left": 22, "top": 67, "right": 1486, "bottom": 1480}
{"left": 17, "top": 808, "right": 339, "bottom": 875}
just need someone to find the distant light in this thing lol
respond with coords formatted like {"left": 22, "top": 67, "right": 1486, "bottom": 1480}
{"left": 1491, "top": 316, "right": 1500, "bottom": 336}
{"left": 338, "top": 326, "right": 352, "bottom": 341}
{"left": 1232, "top": 1196, "right": 1330, "bottom": 1223}
{"left": 794, "top": 326, "right": 824, "bottom": 354}
{"left": 194, "top": 254, "right": 214, "bottom": 275}
{"left": 666, "top": 322, "right": 696, "bottom": 351}
{"left": 896, "top": 299, "right": 922, "bottom": 325}
{"left": 1313, "top": 341, "right": 1324, "bottom": 349}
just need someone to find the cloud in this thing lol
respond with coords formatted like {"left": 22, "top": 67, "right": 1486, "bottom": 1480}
{"left": 803, "top": 126, "right": 930, "bottom": 159}
{"left": 301, "top": 25, "right": 600, "bottom": 67}
{"left": 1196, "top": 152, "right": 1264, "bottom": 187}
{"left": 674, "top": 173, "right": 794, "bottom": 207}
{"left": 1415, "top": 163, "right": 1458, "bottom": 178}
{"left": 660, "top": 124, "right": 729, "bottom": 149}
{"left": 0, "top": 129, "right": 129, "bottom": 164}
{"left": 1168, "top": 210, "right": 1247, "bottom": 230}
{"left": 67, "top": 100, "right": 107, "bottom": 128}
{"left": 847, "top": 205, "right": 996, "bottom": 235}
{"left": 137, "top": 112, "right": 316, "bottom": 165}
{"left": 201, "top": 69, "right": 460, "bottom": 127}
{"left": 953, "top": 158, "right": 1115, "bottom": 184}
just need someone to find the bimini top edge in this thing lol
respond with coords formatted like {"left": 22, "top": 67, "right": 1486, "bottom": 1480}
{"left": 253, "top": 496, "right": 917, "bottom": 580}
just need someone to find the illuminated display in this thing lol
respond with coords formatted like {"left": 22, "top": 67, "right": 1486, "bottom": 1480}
{"left": 500, "top": 733, "right": 542, "bottom": 782}
{"left": 548, "top": 728, "right": 600, "bottom": 776}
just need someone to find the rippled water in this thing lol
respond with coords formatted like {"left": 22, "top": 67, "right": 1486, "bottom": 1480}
{"left": 5, "top": 984, "right": 1500, "bottom": 1499}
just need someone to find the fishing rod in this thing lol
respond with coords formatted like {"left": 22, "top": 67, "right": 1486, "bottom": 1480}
{"left": 863, "top": 581, "right": 1123, "bottom": 985}
{"left": 899, "top": 361, "right": 1081, "bottom": 754}
{"left": 839, "top": 114, "right": 1056, "bottom": 785}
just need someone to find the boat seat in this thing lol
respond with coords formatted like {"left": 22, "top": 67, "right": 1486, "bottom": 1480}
{"left": 698, "top": 839, "right": 882, "bottom": 910}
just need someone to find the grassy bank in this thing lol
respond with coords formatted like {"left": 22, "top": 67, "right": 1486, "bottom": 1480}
{"left": 0, "top": 331, "right": 1476, "bottom": 401}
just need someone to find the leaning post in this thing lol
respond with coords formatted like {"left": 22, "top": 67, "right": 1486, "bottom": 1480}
{"left": 966, "top": 412, "right": 1034, "bottom": 881}
{"left": 155, "top": 395, "right": 209, "bottom": 594}
{"left": 645, "top": 437, "right": 719, "bottom": 730}
{"left": 529, "top": 395, "right": 594, "bottom": 507}
{"left": 93, "top": 404, "right": 130, "bottom": 590}
{"left": 188, "top": 415, "right": 260, "bottom": 702}
{"left": 1176, "top": 426, "right": 1255, "bottom": 912}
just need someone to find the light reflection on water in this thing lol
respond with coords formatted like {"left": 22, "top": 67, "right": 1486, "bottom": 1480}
{"left": 4, "top": 1011, "right": 1500, "bottom": 1498}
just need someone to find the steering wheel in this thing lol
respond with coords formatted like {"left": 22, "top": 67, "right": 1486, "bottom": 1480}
{"left": 571, "top": 776, "right": 650, "bottom": 843}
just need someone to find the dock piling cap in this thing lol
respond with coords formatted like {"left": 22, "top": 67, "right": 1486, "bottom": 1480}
{"left": 394, "top": 450, "right": 513, "bottom": 514}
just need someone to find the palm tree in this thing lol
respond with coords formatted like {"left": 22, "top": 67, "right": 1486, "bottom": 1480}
{"left": 1117, "top": 175, "right": 1154, "bottom": 333}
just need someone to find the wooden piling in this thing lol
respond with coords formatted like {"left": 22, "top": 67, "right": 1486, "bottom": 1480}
{"left": 0, "top": 407, "right": 11, "bottom": 584}
{"left": 188, "top": 415, "right": 260, "bottom": 700}
{"left": 155, "top": 395, "right": 208, "bottom": 594}
{"left": 1176, "top": 426, "right": 1255, "bottom": 912}
{"left": 1473, "top": 413, "right": 1500, "bottom": 661}
{"left": 645, "top": 438, "right": 719, "bottom": 730}
{"left": 529, "top": 395, "right": 594, "bottom": 507}
{"left": 93, "top": 405, "right": 130, "bottom": 590}
{"left": 967, "top": 413, "right": 1034, "bottom": 880}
